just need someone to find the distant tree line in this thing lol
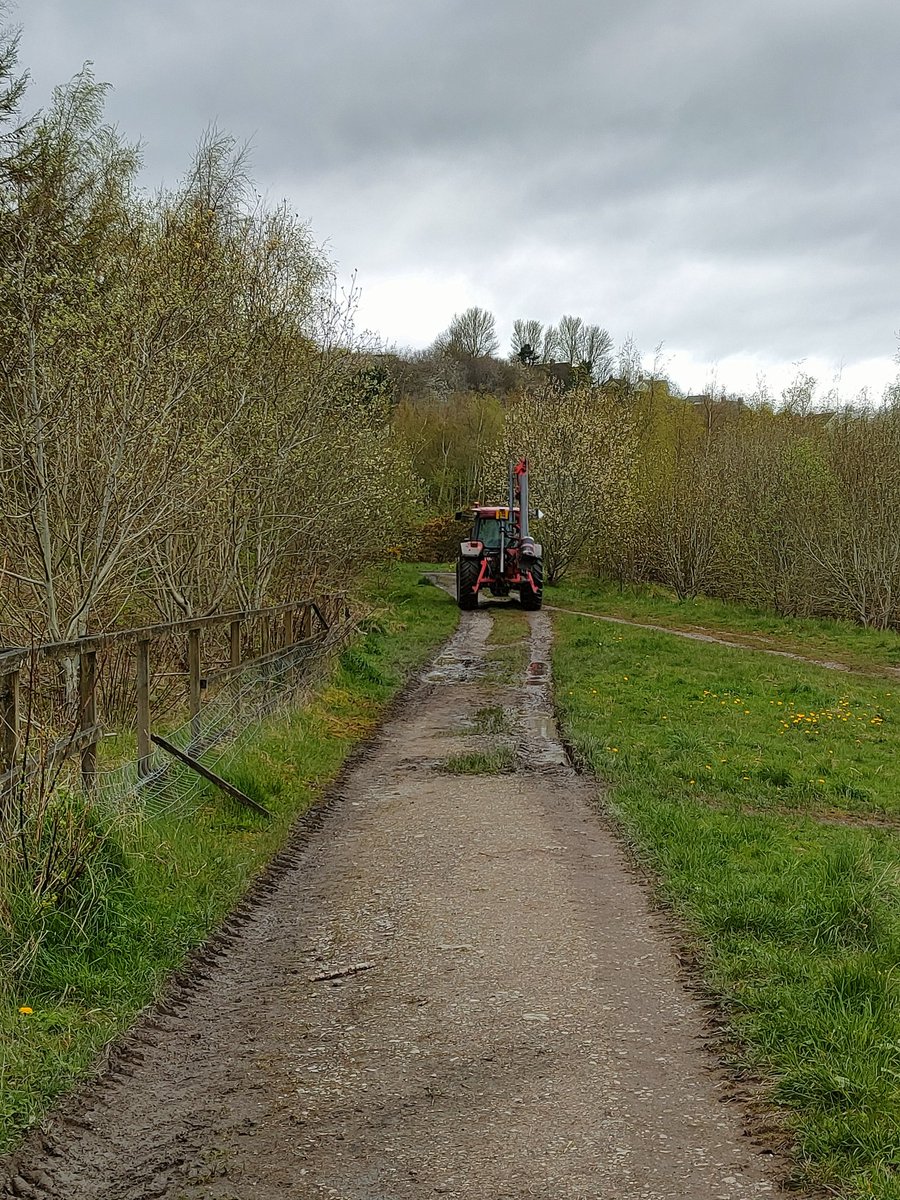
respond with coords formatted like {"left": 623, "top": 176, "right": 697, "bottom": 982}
{"left": 391, "top": 304, "right": 900, "bottom": 626}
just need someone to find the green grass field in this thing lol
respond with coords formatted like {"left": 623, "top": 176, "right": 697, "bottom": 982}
{"left": 550, "top": 577, "right": 900, "bottom": 676}
{"left": 551, "top": 586, "right": 900, "bottom": 1199}
{"left": 0, "top": 564, "right": 457, "bottom": 1152}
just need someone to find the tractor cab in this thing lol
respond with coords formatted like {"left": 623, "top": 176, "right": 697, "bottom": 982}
{"left": 475, "top": 515, "right": 502, "bottom": 548}
{"left": 470, "top": 508, "right": 513, "bottom": 550}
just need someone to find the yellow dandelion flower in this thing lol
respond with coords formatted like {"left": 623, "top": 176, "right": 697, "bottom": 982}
{"left": 18, "top": 1006, "right": 32, "bottom": 1015}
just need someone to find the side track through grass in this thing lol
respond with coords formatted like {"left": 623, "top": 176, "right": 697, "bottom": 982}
{"left": 0, "top": 565, "right": 457, "bottom": 1152}
{"left": 552, "top": 584, "right": 900, "bottom": 1200}
{"left": 550, "top": 578, "right": 900, "bottom": 676}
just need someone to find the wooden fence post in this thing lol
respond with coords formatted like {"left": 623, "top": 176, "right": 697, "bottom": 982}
{"left": 229, "top": 620, "right": 242, "bottom": 672}
{"left": 282, "top": 608, "right": 295, "bottom": 648}
{"left": 1, "top": 667, "right": 20, "bottom": 811}
{"left": 79, "top": 648, "right": 98, "bottom": 792}
{"left": 301, "top": 604, "right": 313, "bottom": 640}
{"left": 136, "top": 639, "right": 152, "bottom": 778}
{"left": 228, "top": 618, "right": 243, "bottom": 709}
{"left": 188, "top": 628, "right": 201, "bottom": 744}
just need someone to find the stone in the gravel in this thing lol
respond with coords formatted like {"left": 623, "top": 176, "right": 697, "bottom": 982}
{"left": 521, "top": 1012, "right": 550, "bottom": 1021}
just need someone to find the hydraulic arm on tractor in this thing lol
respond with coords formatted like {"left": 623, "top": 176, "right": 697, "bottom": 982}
{"left": 455, "top": 459, "right": 543, "bottom": 611}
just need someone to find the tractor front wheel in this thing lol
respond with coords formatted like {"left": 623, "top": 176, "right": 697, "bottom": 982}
{"left": 519, "top": 560, "right": 543, "bottom": 610}
{"left": 456, "top": 557, "right": 480, "bottom": 610}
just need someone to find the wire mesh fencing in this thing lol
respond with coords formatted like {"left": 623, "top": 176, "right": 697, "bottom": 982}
{"left": 0, "top": 597, "right": 353, "bottom": 822}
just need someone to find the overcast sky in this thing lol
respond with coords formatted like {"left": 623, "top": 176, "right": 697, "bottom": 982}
{"left": 14, "top": 0, "right": 900, "bottom": 399}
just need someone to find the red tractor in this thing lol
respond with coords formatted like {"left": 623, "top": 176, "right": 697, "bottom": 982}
{"left": 455, "top": 459, "right": 543, "bottom": 610}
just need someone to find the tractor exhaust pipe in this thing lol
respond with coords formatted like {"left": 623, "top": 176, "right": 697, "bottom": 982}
{"left": 518, "top": 462, "right": 530, "bottom": 540}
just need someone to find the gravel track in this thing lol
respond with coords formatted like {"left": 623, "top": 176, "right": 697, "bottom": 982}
{"left": 1, "top": 604, "right": 787, "bottom": 1199}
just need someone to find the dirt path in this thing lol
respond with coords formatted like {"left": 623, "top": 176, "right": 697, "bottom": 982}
{"left": 2, "top": 608, "right": 786, "bottom": 1200}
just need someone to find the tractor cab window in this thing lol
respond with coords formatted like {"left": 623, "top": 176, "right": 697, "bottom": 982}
{"left": 475, "top": 516, "right": 502, "bottom": 548}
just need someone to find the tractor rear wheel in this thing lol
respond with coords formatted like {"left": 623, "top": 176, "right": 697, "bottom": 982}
{"left": 457, "top": 557, "right": 480, "bottom": 610}
{"left": 519, "top": 559, "right": 543, "bottom": 610}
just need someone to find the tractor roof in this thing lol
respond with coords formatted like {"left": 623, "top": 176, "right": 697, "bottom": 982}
{"left": 471, "top": 505, "right": 519, "bottom": 518}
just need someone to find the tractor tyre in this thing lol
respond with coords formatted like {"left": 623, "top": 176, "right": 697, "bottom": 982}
{"left": 457, "top": 556, "right": 480, "bottom": 610}
{"left": 519, "top": 559, "right": 543, "bottom": 610}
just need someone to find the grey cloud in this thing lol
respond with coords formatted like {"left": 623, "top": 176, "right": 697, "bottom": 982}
{"left": 14, "top": 0, "right": 900, "bottom": 379}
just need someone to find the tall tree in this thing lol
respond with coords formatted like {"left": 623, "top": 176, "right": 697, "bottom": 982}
{"left": 579, "top": 324, "right": 614, "bottom": 382}
{"left": 440, "top": 306, "right": 499, "bottom": 358}
{"left": 541, "top": 324, "right": 560, "bottom": 363}
{"left": 510, "top": 317, "right": 543, "bottom": 364}
{"left": 495, "top": 381, "right": 636, "bottom": 584}
{"left": 557, "top": 314, "right": 583, "bottom": 364}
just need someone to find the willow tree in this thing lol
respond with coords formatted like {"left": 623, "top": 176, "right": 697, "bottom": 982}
{"left": 0, "top": 70, "right": 178, "bottom": 646}
{"left": 141, "top": 132, "right": 417, "bottom": 614}
{"left": 494, "top": 381, "right": 635, "bottom": 584}
{"left": 812, "top": 409, "right": 900, "bottom": 628}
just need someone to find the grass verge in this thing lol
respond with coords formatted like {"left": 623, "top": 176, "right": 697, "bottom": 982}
{"left": 552, "top": 608, "right": 900, "bottom": 1199}
{"left": 0, "top": 563, "right": 458, "bottom": 1152}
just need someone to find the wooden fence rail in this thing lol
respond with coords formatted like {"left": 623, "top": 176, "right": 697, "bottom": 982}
{"left": 0, "top": 596, "right": 343, "bottom": 812}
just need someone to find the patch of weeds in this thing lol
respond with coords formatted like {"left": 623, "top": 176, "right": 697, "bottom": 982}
{"left": 485, "top": 610, "right": 531, "bottom": 681}
{"left": 486, "top": 643, "right": 528, "bottom": 682}
{"left": 473, "top": 705, "right": 512, "bottom": 735}
{"left": 439, "top": 748, "right": 516, "bottom": 775}
{"left": 339, "top": 646, "right": 389, "bottom": 686}
{"left": 488, "top": 609, "right": 531, "bottom": 646}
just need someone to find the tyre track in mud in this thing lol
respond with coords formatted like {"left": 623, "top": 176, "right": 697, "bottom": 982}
{"left": 2, "top": 603, "right": 789, "bottom": 1199}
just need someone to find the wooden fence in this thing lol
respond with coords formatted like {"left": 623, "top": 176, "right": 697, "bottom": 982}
{"left": 0, "top": 596, "right": 342, "bottom": 810}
